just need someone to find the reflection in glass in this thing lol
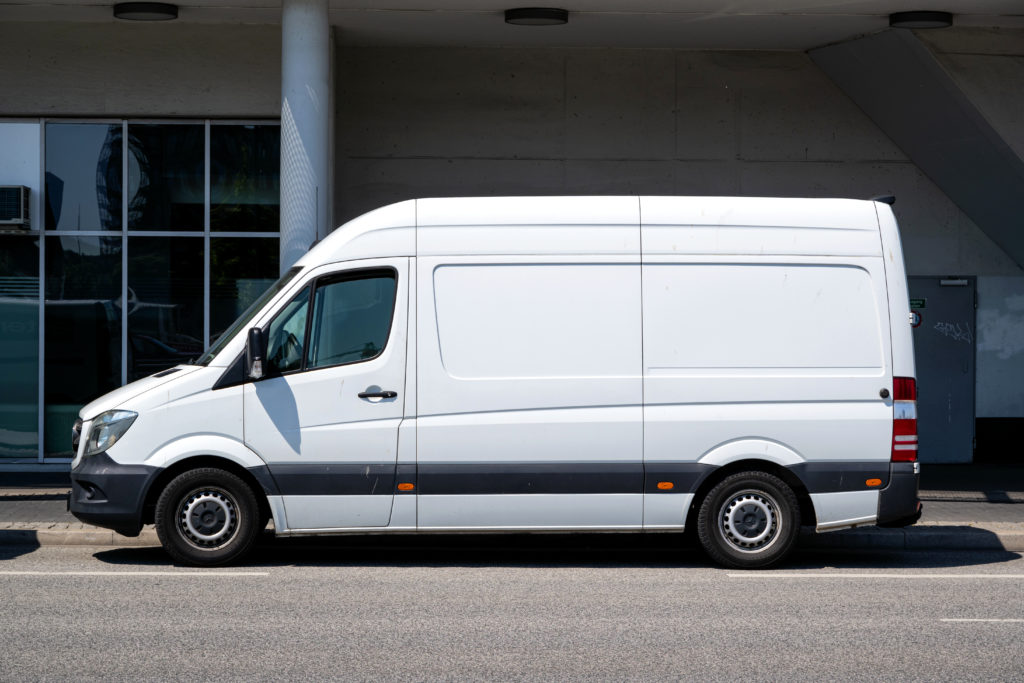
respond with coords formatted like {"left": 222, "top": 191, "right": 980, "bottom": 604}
{"left": 210, "top": 238, "right": 279, "bottom": 345}
{"left": 127, "top": 124, "right": 204, "bottom": 230}
{"left": 307, "top": 275, "right": 397, "bottom": 369}
{"left": 211, "top": 125, "right": 280, "bottom": 232}
{"left": 266, "top": 287, "right": 310, "bottom": 374}
{"left": 44, "top": 123, "right": 123, "bottom": 231}
{"left": 44, "top": 236, "right": 122, "bottom": 457}
{"left": 0, "top": 236, "right": 40, "bottom": 459}
{"left": 127, "top": 237, "right": 204, "bottom": 380}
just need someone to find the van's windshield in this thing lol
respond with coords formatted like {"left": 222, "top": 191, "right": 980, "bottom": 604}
{"left": 197, "top": 266, "right": 303, "bottom": 366}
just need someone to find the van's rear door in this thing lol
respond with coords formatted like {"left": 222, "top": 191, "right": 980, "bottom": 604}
{"left": 640, "top": 197, "right": 895, "bottom": 529}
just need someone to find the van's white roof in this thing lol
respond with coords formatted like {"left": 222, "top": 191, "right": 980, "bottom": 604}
{"left": 297, "top": 196, "right": 883, "bottom": 265}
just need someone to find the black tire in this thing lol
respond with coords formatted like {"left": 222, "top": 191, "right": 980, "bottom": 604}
{"left": 696, "top": 471, "right": 800, "bottom": 569}
{"left": 154, "top": 468, "right": 261, "bottom": 567}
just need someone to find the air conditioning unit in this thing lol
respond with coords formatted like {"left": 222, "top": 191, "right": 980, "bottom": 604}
{"left": 0, "top": 185, "right": 30, "bottom": 228}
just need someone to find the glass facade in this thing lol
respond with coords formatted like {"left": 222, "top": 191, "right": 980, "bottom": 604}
{"left": 44, "top": 236, "right": 122, "bottom": 457}
{"left": 0, "top": 236, "right": 40, "bottom": 459}
{"left": 0, "top": 119, "right": 280, "bottom": 461}
{"left": 210, "top": 237, "right": 279, "bottom": 344}
{"left": 127, "top": 237, "right": 205, "bottom": 381}
{"left": 211, "top": 125, "right": 280, "bottom": 233}
{"left": 45, "top": 123, "right": 123, "bottom": 231}
{"left": 128, "top": 124, "right": 205, "bottom": 231}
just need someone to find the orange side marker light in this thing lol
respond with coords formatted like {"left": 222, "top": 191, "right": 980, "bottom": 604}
{"left": 397, "top": 482, "right": 415, "bottom": 491}
{"left": 865, "top": 478, "right": 882, "bottom": 487}
{"left": 657, "top": 482, "right": 674, "bottom": 490}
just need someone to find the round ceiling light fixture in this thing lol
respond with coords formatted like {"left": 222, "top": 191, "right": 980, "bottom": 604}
{"left": 113, "top": 2, "right": 179, "bottom": 21}
{"left": 889, "top": 11, "right": 953, "bottom": 29}
{"left": 505, "top": 7, "right": 569, "bottom": 26}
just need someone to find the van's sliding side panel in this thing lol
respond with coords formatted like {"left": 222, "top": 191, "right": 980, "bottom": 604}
{"left": 415, "top": 249, "right": 645, "bottom": 529}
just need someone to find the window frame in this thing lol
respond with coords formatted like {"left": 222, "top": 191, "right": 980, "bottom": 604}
{"left": 259, "top": 266, "right": 399, "bottom": 380}
{"left": 262, "top": 284, "right": 312, "bottom": 377}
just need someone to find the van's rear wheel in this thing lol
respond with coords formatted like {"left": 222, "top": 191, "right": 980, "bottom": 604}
{"left": 697, "top": 471, "right": 800, "bottom": 569}
{"left": 155, "top": 468, "right": 260, "bottom": 567}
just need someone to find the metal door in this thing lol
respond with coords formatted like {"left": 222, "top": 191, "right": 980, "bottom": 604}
{"left": 908, "top": 276, "right": 976, "bottom": 464}
{"left": 243, "top": 259, "right": 409, "bottom": 530}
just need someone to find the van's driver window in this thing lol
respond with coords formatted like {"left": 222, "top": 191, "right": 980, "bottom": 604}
{"left": 266, "top": 286, "right": 310, "bottom": 374}
{"left": 306, "top": 272, "right": 397, "bottom": 369}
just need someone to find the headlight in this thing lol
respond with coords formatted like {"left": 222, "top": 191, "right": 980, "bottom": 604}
{"left": 83, "top": 410, "right": 138, "bottom": 456}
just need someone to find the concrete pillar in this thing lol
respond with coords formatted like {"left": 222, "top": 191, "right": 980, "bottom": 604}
{"left": 280, "top": 0, "right": 331, "bottom": 274}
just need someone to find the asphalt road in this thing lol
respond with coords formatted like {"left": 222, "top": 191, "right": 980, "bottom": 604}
{"left": 2, "top": 541, "right": 1022, "bottom": 681}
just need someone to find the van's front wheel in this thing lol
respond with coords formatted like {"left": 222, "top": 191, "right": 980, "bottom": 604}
{"left": 155, "top": 468, "right": 260, "bottom": 566}
{"left": 697, "top": 471, "right": 800, "bottom": 569}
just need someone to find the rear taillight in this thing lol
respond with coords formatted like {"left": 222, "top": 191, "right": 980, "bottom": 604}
{"left": 891, "top": 377, "right": 918, "bottom": 462}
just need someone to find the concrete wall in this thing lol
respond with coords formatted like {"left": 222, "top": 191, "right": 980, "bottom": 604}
{"left": 919, "top": 29, "right": 1024, "bottom": 418}
{"left": 920, "top": 28, "right": 1024, "bottom": 162}
{"left": 334, "top": 46, "right": 1020, "bottom": 278}
{"left": 0, "top": 22, "right": 280, "bottom": 118}
{"left": 977, "top": 277, "right": 1024, "bottom": 417}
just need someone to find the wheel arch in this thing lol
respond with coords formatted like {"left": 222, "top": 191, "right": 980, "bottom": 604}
{"left": 685, "top": 458, "right": 817, "bottom": 532}
{"left": 141, "top": 455, "right": 272, "bottom": 527}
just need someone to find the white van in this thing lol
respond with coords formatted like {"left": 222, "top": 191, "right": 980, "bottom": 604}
{"left": 69, "top": 196, "right": 921, "bottom": 568}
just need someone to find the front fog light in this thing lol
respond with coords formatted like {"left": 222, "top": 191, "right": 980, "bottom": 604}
{"left": 83, "top": 410, "right": 138, "bottom": 456}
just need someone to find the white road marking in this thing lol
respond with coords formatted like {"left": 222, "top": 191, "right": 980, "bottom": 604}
{"left": 727, "top": 573, "right": 1024, "bottom": 579}
{"left": 0, "top": 571, "right": 268, "bottom": 577}
{"left": 941, "top": 619, "right": 1024, "bottom": 623}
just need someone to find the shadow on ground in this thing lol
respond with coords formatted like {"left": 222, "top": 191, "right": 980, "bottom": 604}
{"left": 802, "top": 524, "right": 1020, "bottom": 551}
{"left": 0, "top": 534, "right": 42, "bottom": 560}
{"left": 89, "top": 530, "right": 1021, "bottom": 570}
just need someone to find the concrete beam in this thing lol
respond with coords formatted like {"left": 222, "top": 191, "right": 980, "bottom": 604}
{"left": 810, "top": 30, "right": 1024, "bottom": 269}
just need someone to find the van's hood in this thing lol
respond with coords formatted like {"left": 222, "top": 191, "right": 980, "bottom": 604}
{"left": 79, "top": 366, "right": 203, "bottom": 420}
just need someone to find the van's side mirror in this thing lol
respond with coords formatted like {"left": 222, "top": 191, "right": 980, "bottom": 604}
{"left": 246, "top": 327, "right": 266, "bottom": 380}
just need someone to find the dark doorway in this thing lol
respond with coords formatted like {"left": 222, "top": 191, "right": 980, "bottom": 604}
{"left": 909, "top": 276, "right": 976, "bottom": 464}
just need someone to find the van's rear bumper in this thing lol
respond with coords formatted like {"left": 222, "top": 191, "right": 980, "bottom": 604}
{"left": 877, "top": 461, "right": 922, "bottom": 527}
{"left": 69, "top": 452, "right": 159, "bottom": 537}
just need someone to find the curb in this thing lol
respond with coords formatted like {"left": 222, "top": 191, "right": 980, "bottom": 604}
{"left": 2, "top": 524, "right": 1023, "bottom": 552}
{"left": 799, "top": 525, "right": 1024, "bottom": 552}
{"left": 0, "top": 525, "right": 159, "bottom": 547}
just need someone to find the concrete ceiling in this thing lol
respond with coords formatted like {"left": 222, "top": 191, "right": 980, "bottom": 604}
{"left": 1, "top": 1, "right": 1022, "bottom": 49}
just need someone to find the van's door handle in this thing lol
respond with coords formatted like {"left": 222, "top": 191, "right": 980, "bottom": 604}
{"left": 358, "top": 390, "right": 398, "bottom": 399}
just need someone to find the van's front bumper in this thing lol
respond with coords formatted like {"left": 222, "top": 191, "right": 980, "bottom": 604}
{"left": 877, "top": 461, "right": 922, "bottom": 527}
{"left": 69, "top": 452, "right": 159, "bottom": 537}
